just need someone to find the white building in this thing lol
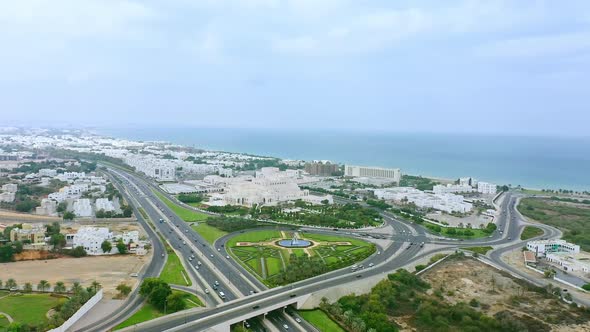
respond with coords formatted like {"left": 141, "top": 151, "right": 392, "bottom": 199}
{"left": 72, "top": 198, "right": 92, "bottom": 217}
{"left": 433, "top": 184, "right": 475, "bottom": 194}
{"left": 66, "top": 227, "right": 140, "bottom": 255}
{"left": 95, "top": 198, "right": 115, "bottom": 212}
{"left": 459, "top": 177, "right": 478, "bottom": 187}
{"left": 1, "top": 183, "right": 18, "bottom": 193}
{"left": 527, "top": 239, "right": 580, "bottom": 257}
{"left": 38, "top": 169, "right": 57, "bottom": 177}
{"left": 67, "top": 227, "right": 114, "bottom": 255}
{"left": 477, "top": 182, "right": 497, "bottom": 195}
{"left": 56, "top": 172, "right": 86, "bottom": 182}
{"left": 345, "top": 165, "right": 401, "bottom": 183}
{"left": 0, "top": 192, "right": 15, "bottom": 203}
{"left": 374, "top": 187, "right": 472, "bottom": 213}
{"left": 212, "top": 168, "right": 332, "bottom": 207}
{"left": 545, "top": 252, "right": 590, "bottom": 274}
{"left": 36, "top": 198, "right": 58, "bottom": 216}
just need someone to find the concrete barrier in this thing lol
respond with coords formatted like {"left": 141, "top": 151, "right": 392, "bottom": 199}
{"left": 48, "top": 289, "right": 103, "bottom": 332}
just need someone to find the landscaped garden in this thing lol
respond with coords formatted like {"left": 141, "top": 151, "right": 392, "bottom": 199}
{"left": 299, "top": 309, "right": 345, "bottom": 332}
{"left": 226, "top": 230, "right": 375, "bottom": 286}
{"left": 0, "top": 293, "right": 66, "bottom": 327}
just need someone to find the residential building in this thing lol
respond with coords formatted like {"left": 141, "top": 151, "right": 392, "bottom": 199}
{"left": 374, "top": 187, "right": 472, "bottom": 213}
{"left": 433, "top": 184, "right": 475, "bottom": 194}
{"left": 345, "top": 165, "right": 401, "bottom": 183}
{"left": 304, "top": 161, "right": 338, "bottom": 176}
{"left": 38, "top": 169, "right": 57, "bottom": 177}
{"left": 72, "top": 198, "right": 92, "bottom": 217}
{"left": 95, "top": 198, "right": 115, "bottom": 212}
{"left": 0, "top": 192, "right": 15, "bottom": 203}
{"left": 1, "top": 183, "right": 18, "bottom": 193}
{"left": 545, "top": 252, "right": 590, "bottom": 274}
{"left": 66, "top": 227, "right": 140, "bottom": 255}
{"left": 477, "top": 182, "right": 497, "bottom": 195}
{"left": 36, "top": 198, "right": 58, "bottom": 216}
{"left": 10, "top": 224, "right": 46, "bottom": 244}
{"left": 527, "top": 239, "right": 580, "bottom": 256}
{"left": 459, "top": 177, "right": 478, "bottom": 187}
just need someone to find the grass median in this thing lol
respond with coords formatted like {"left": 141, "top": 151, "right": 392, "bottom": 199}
{"left": 299, "top": 310, "right": 345, "bottom": 332}
{"left": 160, "top": 247, "right": 192, "bottom": 286}
{"left": 153, "top": 190, "right": 208, "bottom": 222}
{"left": 520, "top": 225, "right": 544, "bottom": 240}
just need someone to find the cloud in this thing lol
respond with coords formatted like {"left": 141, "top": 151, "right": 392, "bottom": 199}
{"left": 475, "top": 31, "right": 590, "bottom": 58}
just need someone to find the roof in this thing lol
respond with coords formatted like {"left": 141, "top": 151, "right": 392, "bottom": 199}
{"left": 523, "top": 251, "right": 537, "bottom": 263}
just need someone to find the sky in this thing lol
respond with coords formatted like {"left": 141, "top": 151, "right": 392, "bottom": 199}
{"left": 1, "top": 0, "right": 589, "bottom": 136}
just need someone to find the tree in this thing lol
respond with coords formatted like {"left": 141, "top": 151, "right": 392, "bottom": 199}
{"left": 6, "top": 278, "right": 17, "bottom": 289}
{"left": 50, "top": 233, "right": 66, "bottom": 249}
{"left": 91, "top": 281, "right": 102, "bottom": 293}
{"left": 13, "top": 241, "right": 23, "bottom": 254}
{"left": 139, "top": 278, "right": 172, "bottom": 311}
{"left": 70, "top": 246, "right": 87, "bottom": 257}
{"left": 544, "top": 269, "right": 557, "bottom": 279}
{"left": 166, "top": 292, "right": 187, "bottom": 312}
{"left": 24, "top": 282, "right": 33, "bottom": 293}
{"left": 116, "top": 283, "right": 132, "bottom": 297}
{"left": 582, "top": 283, "right": 590, "bottom": 291}
{"left": 38, "top": 280, "right": 50, "bottom": 292}
{"left": 116, "top": 240, "right": 127, "bottom": 254}
{"left": 63, "top": 211, "right": 75, "bottom": 220}
{"left": 101, "top": 240, "right": 112, "bottom": 254}
{"left": 54, "top": 281, "right": 66, "bottom": 293}
{"left": 0, "top": 280, "right": 2, "bottom": 288}
{"left": 70, "top": 282, "right": 83, "bottom": 294}
{"left": 56, "top": 202, "right": 68, "bottom": 213}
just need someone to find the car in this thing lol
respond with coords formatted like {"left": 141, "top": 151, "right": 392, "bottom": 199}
{"left": 198, "top": 261, "right": 202, "bottom": 265}
{"left": 368, "top": 263, "right": 374, "bottom": 267}
{"left": 249, "top": 290, "right": 254, "bottom": 295}
{"left": 189, "top": 257, "right": 193, "bottom": 261}
{"left": 212, "top": 285, "right": 218, "bottom": 290}
{"left": 161, "top": 253, "right": 165, "bottom": 257}
{"left": 221, "top": 244, "right": 224, "bottom": 247}
{"left": 295, "top": 317, "right": 302, "bottom": 323}
{"left": 130, "top": 273, "right": 138, "bottom": 277}
{"left": 210, "top": 254, "right": 214, "bottom": 257}
{"left": 214, "top": 280, "right": 219, "bottom": 285}
{"left": 356, "top": 274, "right": 362, "bottom": 278}
{"left": 191, "top": 255, "right": 195, "bottom": 259}
{"left": 195, "top": 266, "right": 199, "bottom": 270}
{"left": 289, "top": 294, "right": 297, "bottom": 298}
{"left": 252, "top": 305, "right": 260, "bottom": 310}
{"left": 185, "top": 229, "right": 188, "bottom": 233}
{"left": 508, "top": 237, "right": 512, "bottom": 240}
{"left": 204, "top": 288, "right": 209, "bottom": 294}
{"left": 217, "top": 248, "right": 221, "bottom": 251}
{"left": 183, "top": 241, "right": 186, "bottom": 245}
{"left": 283, "top": 324, "right": 289, "bottom": 330}
{"left": 377, "top": 251, "right": 381, "bottom": 255}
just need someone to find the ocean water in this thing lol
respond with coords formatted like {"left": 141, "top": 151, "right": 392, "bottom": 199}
{"left": 98, "top": 128, "right": 590, "bottom": 191}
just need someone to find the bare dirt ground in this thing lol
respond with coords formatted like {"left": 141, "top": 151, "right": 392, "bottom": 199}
{"left": 0, "top": 253, "right": 151, "bottom": 298}
{"left": 422, "top": 257, "right": 590, "bottom": 331}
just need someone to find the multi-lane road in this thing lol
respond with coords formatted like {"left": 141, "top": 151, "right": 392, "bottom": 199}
{"left": 82, "top": 166, "right": 572, "bottom": 332}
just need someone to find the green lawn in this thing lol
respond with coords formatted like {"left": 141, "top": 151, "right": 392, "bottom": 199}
{"left": 520, "top": 225, "right": 544, "bottom": 240}
{"left": 153, "top": 190, "right": 208, "bottom": 222}
{"left": 518, "top": 197, "right": 590, "bottom": 250}
{"left": 160, "top": 249, "right": 191, "bottom": 286}
{"left": 0, "top": 293, "right": 65, "bottom": 326}
{"left": 299, "top": 310, "right": 345, "bottom": 332}
{"left": 114, "top": 303, "right": 164, "bottom": 330}
{"left": 226, "top": 230, "right": 282, "bottom": 247}
{"left": 462, "top": 246, "right": 493, "bottom": 255}
{"left": 0, "top": 315, "right": 10, "bottom": 329}
{"left": 192, "top": 223, "right": 228, "bottom": 244}
{"left": 228, "top": 230, "right": 375, "bottom": 286}
{"left": 114, "top": 290, "right": 202, "bottom": 330}
{"left": 424, "top": 222, "right": 490, "bottom": 239}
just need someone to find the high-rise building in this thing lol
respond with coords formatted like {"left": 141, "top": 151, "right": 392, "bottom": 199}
{"left": 304, "top": 161, "right": 338, "bottom": 176}
{"left": 345, "top": 165, "right": 401, "bottom": 183}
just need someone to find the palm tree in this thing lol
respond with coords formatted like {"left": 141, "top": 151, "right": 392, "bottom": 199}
{"left": 6, "top": 278, "right": 17, "bottom": 289}
{"left": 38, "top": 280, "right": 50, "bottom": 292}
{"left": 54, "top": 281, "right": 66, "bottom": 293}
{"left": 24, "top": 282, "right": 33, "bottom": 293}
{"left": 91, "top": 281, "right": 102, "bottom": 293}
{"left": 70, "top": 282, "right": 83, "bottom": 294}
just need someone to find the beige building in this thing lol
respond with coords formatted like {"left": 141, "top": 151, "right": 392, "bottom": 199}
{"left": 10, "top": 223, "right": 46, "bottom": 244}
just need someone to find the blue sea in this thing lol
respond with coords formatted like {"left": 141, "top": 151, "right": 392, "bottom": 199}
{"left": 98, "top": 128, "right": 590, "bottom": 191}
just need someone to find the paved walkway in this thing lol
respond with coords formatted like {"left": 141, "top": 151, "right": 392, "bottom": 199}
{"left": 0, "top": 312, "right": 14, "bottom": 323}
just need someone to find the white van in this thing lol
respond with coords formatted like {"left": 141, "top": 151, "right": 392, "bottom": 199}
{"left": 219, "top": 291, "right": 226, "bottom": 299}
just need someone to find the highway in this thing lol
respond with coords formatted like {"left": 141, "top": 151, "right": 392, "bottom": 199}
{"left": 88, "top": 166, "right": 570, "bottom": 332}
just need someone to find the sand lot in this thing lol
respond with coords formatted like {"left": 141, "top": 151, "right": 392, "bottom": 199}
{"left": 422, "top": 256, "right": 590, "bottom": 331}
{"left": 0, "top": 253, "right": 151, "bottom": 298}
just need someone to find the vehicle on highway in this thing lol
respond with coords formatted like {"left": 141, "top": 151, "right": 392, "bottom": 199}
{"left": 130, "top": 273, "right": 138, "bottom": 277}
{"left": 214, "top": 280, "right": 219, "bottom": 286}
{"left": 253, "top": 305, "right": 260, "bottom": 310}
{"left": 183, "top": 241, "right": 186, "bottom": 245}
{"left": 226, "top": 255, "right": 230, "bottom": 259}
{"left": 189, "top": 257, "right": 192, "bottom": 261}
{"left": 219, "top": 291, "right": 226, "bottom": 299}
{"left": 161, "top": 253, "right": 165, "bottom": 257}
{"left": 295, "top": 317, "right": 302, "bottom": 323}
{"left": 217, "top": 248, "right": 221, "bottom": 251}
{"left": 283, "top": 324, "right": 289, "bottom": 330}
{"left": 356, "top": 274, "right": 362, "bottom": 278}
{"left": 368, "top": 263, "right": 374, "bottom": 267}
{"left": 197, "top": 261, "right": 202, "bottom": 265}
{"left": 204, "top": 288, "right": 209, "bottom": 294}
{"left": 244, "top": 320, "right": 251, "bottom": 328}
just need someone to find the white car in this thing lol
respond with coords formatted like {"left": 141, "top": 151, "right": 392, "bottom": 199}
{"left": 226, "top": 255, "right": 230, "bottom": 259}
{"left": 368, "top": 263, "right": 374, "bottom": 267}
{"left": 295, "top": 317, "right": 302, "bottom": 323}
{"left": 283, "top": 324, "right": 289, "bottom": 330}
{"left": 204, "top": 288, "right": 209, "bottom": 294}
{"left": 130, "top": 273, "right": 138, "bottom": 277}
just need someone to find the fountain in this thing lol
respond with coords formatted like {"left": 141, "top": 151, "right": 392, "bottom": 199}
{"left": 277, "top": 232, "right": 312, "bottom": 248}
